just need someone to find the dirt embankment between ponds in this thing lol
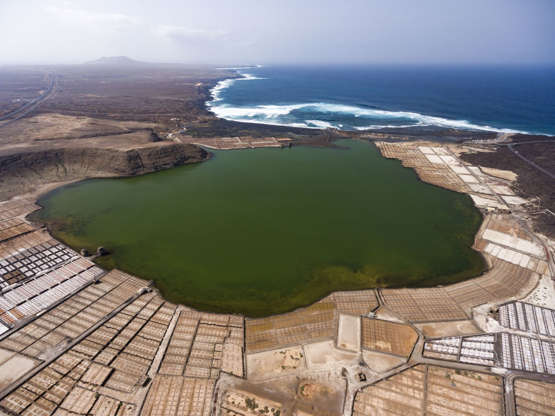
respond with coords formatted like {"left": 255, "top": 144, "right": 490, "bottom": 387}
{"left": 0, "top": 141, "right": 209, "bottom": 201}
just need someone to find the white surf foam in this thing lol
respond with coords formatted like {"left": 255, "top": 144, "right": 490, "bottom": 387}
{"left": 208, "top": 72, "right": 266, "bottom": 104}
{"left": 305, "top": 120, "right": 334, "bottom": 129}
{"left": 210, "top": 101, "right": 524, "bottom": 133}
{"left": 240, "top": 73, "right": 266, "bottom": 81}
{"left": 208, "top": 74, "right": 526, "bottom": 134}
{"left": 210, "top": 78, "right": 237, "bottom": 102}
{"left": 353, "top": 123, "right": 423, "bottom": 130}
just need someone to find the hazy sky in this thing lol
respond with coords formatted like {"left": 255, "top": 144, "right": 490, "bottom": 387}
{"left": 1, "top": 0, "right": 554, "bottom": 65}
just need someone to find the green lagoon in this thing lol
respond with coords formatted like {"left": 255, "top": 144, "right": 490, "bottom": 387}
{"left": 34, "top": 140, "right": 486, "bottom": 316}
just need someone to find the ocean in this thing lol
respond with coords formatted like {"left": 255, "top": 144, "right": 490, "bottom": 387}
{"left": 208, "top": 65, "right": 555, "bottom": 135}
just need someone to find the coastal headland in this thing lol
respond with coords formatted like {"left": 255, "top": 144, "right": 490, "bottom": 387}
{"left": 0, "top": 61, "right": 553, "bottom": 415}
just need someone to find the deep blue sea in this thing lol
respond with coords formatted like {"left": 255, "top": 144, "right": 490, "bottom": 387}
{"left": 208, "top": 65, "right": 555, "bottom": 135}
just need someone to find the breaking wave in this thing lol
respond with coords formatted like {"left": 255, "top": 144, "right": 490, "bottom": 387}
{"left": 210, "top": 73, "right": 266, "bottom": 103}
{"left": 208, "top": 73, "right": 525, "bottom": 133}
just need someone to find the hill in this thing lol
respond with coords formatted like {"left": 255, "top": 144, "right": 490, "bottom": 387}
{"left": 85, "top": 56, "right": 145, "bottom": 66}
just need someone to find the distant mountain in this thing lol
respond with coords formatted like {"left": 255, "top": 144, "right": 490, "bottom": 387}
{"left": 85, "top": 56, "right": 145, "bottom": 66}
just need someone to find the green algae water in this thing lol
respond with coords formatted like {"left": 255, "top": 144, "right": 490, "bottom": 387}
{"left": 34, "top": 140, "right": 486, "bottom": 316}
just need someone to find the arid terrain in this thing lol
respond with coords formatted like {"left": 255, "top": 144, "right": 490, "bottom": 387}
{"left": 0, "top": 61, "right": 553, "bottom": 416}
{"left": 460, "top": 135, "right": 555, "bottom": 238}
{"left": 0, "top": 62, "right": 225, "bottom": 200}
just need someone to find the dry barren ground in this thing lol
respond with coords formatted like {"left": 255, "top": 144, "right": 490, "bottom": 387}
{"left": 0, "top": 62, "right": 553, "bottom": 416}
{"left": 0, "top": 64, "right": 224, "bottom": 200}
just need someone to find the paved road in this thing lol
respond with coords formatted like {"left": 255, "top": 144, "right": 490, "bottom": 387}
{"left": 0, "top": 73, "right": 57, "bottom": 127}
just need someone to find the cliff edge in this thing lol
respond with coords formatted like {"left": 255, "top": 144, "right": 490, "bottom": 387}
{"left": 0, "top": 142, "right": 208, "bottom": 200}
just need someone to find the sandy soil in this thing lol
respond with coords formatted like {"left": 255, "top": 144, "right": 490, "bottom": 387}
{"left": 304, "top": 340, "right": 359, "bottom": 368}
{"left": 337, "top": 314, "right": 360, "bottom": 352}
{"left": 374, "top": 306, "right": 406, "bottom": 323}
{"left": 523, "top": 275, "right": 555, "bottom": 308}
{"left": 0, "top": 113, "right": 156, "bottom": 152}
{"left": 361, "top": 350, "right": 406, "bottom": 373}
{"left": 219, "top": 375, "right": 345, "bottom": 416}
{"left": 246, "top": 346, "right": 306, "bottom": 380}
{"left": 0, "top": 348, "right": 38, "bottom": 390}
{"left": 480, "top": 166, "right": 518, "bottom": 181}
{"left": 415, "top": 320, "right": 481, "bottom": 338}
